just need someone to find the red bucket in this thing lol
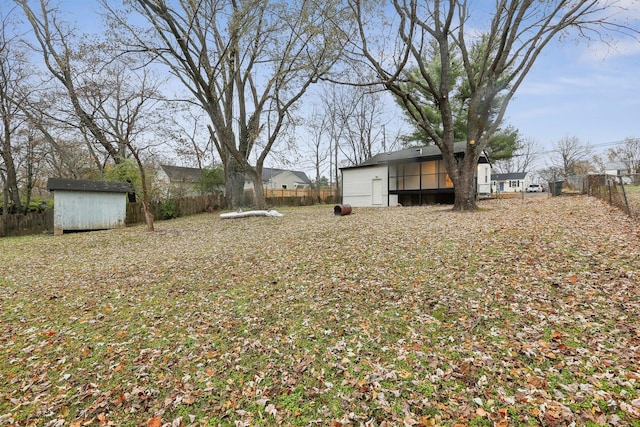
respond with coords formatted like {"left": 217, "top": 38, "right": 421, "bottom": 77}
{"left": 334, "top": 204, "right": 352, "bottom": 216}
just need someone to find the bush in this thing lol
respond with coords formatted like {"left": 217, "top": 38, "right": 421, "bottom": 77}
{"left": 27, "top": 198, "right": 53, "bottom": 213}
{"left": 0, "top": 198, "right": 53, "bottom": 214}
{"left": 104, "top": 159, "right": 143, "bottom": 195}
{"left": 159, "top": 198, "right": 178, "bottom": 220}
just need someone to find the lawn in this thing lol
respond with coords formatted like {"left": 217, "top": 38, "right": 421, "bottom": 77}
{"left": 1, "top": 196, "right": 639, "bottom": 427}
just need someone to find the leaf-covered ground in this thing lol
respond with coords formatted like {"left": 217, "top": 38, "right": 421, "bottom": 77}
{"left": 1, "top": 195, "right": 639, "bottom": 427}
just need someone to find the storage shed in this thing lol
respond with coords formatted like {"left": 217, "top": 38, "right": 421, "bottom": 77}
{"left": 46, "top": 178, "right": 134, "bottom": 235}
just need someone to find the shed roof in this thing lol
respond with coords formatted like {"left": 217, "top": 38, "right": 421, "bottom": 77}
{"left": 491, "top": 172, "right": 527, "bottom": 181}
{"left": 47, "top": 178, "right": 133, "bottom": 193}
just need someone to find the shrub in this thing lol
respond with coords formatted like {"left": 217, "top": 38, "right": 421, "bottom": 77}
{"left": 159, "top": 198, "right": 178, "bottom": 220}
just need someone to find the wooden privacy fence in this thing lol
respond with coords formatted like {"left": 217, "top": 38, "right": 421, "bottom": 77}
{"left": 1, "top": 194, "right": 225, "bottom": 237}
{"left": 1, "top": 190, "right": 343, "bottom": 237}
{"left": 265, "top": 188, "right": 333, "bottom": 199}
{"left": 260, "top": 188, "right": 337, "bottom": 206}
{"left": 126, "top": 193, "right": 225, "bottom": 224}
{"left": 0, "top": 210, "right": 53, "bottom": 238}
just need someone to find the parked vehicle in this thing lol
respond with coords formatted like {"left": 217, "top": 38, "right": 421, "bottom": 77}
{"left": 526, "top": 184, "right": 544, "bottom": 192}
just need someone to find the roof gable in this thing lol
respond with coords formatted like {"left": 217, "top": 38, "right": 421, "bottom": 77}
{"left": 160, "top": 165, "right": 203, "bottom": 182}
{"left": 261, "top": 167, "right": 311, "bottom": 184}
{"left": 47, "top": 178, "right": 133, "bottom": 193}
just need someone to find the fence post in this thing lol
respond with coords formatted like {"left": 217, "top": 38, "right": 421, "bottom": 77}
{"left": 618, "top": 176, "right": 632, "bottom": 217}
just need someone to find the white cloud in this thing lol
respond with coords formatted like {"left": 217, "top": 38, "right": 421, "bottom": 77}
{"left": 580, "top": 38, "right": 640, "bottom": 61}
{"left": 516, "top": 81, "right": 572, "bottom": 96}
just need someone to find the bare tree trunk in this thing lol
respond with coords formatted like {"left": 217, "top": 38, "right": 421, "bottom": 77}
{"left": 2, "top": 182, "right": 8, "bottom": 216}
{"left": 451, "top": 143, "right": 481, "bottom": 211}
{"left": 130, "top": 148, "right": 154, "bottom": 232}
{"left": 1, "top": 152, "right": 21, "bottom": 212}
{"left": 245, "top": 166, "right": 267, "bottom": 209}
{"left": 142, "top": 200, "right": 154, "bottom": 232}
{"left": 224, "top": 155, "right": 246, "bottom": 209}
{"left": 452, "top": 163, "right": 478, "bottom": 211}
{"left": 1, "top": 115, "right": 22, "bottom": 212}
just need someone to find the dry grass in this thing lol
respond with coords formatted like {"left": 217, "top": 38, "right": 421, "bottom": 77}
{"left": 1, "top": 196, "right": 639, "bottom": 426}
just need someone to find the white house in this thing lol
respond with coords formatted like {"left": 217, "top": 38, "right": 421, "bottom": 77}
{"left": 47, "top": 178, "right": 133, "bottom": 235}
{"left": 605, "top": 162, "right": 633, "bottom": 184}
{"left": 491, "top": 172, "right": 532, "bottom": 193}
{"left": 157, "top": 165, "right": 206, "bottom": 197}
{"left": 340, "top": 142, "right": 491, "bottom": 207}
{"left": 245, "top": 167, "right": 311, "bottom": 191}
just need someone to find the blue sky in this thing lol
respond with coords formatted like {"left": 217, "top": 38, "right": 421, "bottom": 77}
{"left": 506, "top": 32, "right": 640, "bottom": 156}
{"left": 16, "top": 0, "right": 640, "bottom": 171}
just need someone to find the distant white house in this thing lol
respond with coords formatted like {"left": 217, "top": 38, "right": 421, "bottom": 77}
{"left": 491, "top": 172, "right": 532, "bottom": 193}
{"left": 245, "top": 167, "right": 311, "bottom": 191}
{"left": 340, "top": 142, "right": 491, "bottom": 207}
{"left": 605, "top": 162, "right": 633, "bottom": 184}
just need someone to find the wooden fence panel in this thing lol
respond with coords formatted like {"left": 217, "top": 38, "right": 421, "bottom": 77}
{"left": 1, "top": 190, "right": 340, "bottom": 237}
{"left": 259, "top": 188, "right": 337, "bottom": 205}
{"left": 0, "top": 211, "right": 54, "bottom": 237}
{"left": 126, "top": 194, "right": 225, "bottom": 225}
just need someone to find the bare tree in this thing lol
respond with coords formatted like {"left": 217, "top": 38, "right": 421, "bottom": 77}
{"left": 161, "top": 106, "right": 216, "bottom": 170}
{"left": 15, "top": 0, "right": 129, "bottom": 164}
{"left": 104, "top": 0, "right": 354, "bottom": 209}
{"left": 335, "top": 84, "right": 389, "bottom": 166}
{"left": 16, "top": 0, "right": 168, "bottom": 231}
{"left": 349, "top": 0, "right": 638, "bottom": 210}
{"left": 551, "top": 136, "right": 592, "bottom": 178}
{"left": 538, "top": 165, "right": 564, "bottom": 184}
{"left": 91, "top": 62, "right": 166, "bottom": 231}
{"left": 0, "top": 12, "right": 24, "bottom": 213}
{"left": 320, "top": 85, "right": 350, "bottom": 197}
{"left": 607, "top": 137, "right": 640, "bottom": 174}
{"left": 303, "top": 107, "right": 331, "bottom": 202}
{"left": 493, "top": 137, "right": 541, "bottom": 174}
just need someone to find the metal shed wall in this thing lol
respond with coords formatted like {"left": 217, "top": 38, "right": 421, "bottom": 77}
{"left": 53, "top": 190, "right": 127, "bottom": 235}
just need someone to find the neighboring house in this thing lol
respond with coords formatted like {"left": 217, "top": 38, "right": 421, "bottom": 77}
{"left": 47, "top": 178, "right": 133, "bottom": 235}
{"left": 157, "top": 164, "right": 206, "bottom": 197}
{"left": 245, "top": 167, "right": 311, "bottom": 191}
{"left": 340, "top": 141, "right": 491, "bottom": 207}
{"left": 605, "top": 162, "right": 633, "bottom": 184}
{"left": 491, "top": 172, "right": 531, "bottom": 193}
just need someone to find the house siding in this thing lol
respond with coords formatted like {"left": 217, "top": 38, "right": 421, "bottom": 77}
{"left": 263, "top": 170, "right": 309, "bottom": 190}
{"left": 342, "top": 165, "right": 397, "bottom": 207}
{"left": 157, "top": 166, "right": 204, "bottom": 198}
{"left": 477, "top": 164, "right": 492, "bottom": 195}
{"left": 491, "top": 172, "right": 531, "bottom": 193}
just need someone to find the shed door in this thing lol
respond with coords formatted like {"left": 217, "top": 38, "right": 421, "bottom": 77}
{"left": 372, "top": 179, "right": 382, "bottom": 205}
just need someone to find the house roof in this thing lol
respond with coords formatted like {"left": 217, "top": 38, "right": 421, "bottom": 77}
{"left": 261, "top": 167, "right": 311, "bottom": 184}
{"left": 491, "top": 172, "right": 527, "bottom": 181}
{"left": 160, "top": 164, "right": 204, "bottom": 182}
{"left": 605, "top": 162, "right": 628, "bottom": 171}
{"left": 341, "top": 141, "right": 487, "bottom": 170}
{"left": 47, "top": 178, "right": 133, "bottom": 193}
